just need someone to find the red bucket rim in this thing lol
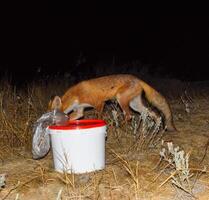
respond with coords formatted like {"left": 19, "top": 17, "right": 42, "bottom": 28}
{"left": 48, "top": 119, "right": 106, "bottom": 130}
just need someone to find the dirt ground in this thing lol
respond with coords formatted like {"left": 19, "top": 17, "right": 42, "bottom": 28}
{"left": 0, "top": 80, "right": 209, "bottom": 200}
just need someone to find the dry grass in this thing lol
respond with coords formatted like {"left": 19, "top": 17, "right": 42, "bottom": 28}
{"left": 0, "top": 78, "right": 68, "bottom": 152}
{"left": 0, "top": 77, "right": 209, "bottom": 199}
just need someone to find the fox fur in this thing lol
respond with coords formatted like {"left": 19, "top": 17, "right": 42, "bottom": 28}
{"left": 48, "top": 74, "right": 176, "bottom": 131}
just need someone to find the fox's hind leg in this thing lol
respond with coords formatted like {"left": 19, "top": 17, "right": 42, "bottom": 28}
{"left": 116, "top": 85, "right": 141, "bottom": 121}
{"left": 129, "top": 93, "right": 159, "bottom": 123}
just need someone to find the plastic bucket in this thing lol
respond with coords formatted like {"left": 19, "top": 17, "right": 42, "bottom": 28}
{"left": 48, "top": 119, "right": 107, "bottom": 174}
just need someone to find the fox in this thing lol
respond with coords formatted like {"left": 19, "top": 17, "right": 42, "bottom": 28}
{"left": 48, "top": 74, "right": 176, "bottom": 131}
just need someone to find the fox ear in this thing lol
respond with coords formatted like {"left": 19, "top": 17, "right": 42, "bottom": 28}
{"left": 49, "top": 96, "right": 62, "bottom": 110}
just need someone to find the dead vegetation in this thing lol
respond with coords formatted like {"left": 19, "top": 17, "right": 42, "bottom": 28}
{"left": 0, "top": 77, "right": 209, "bottom": 199}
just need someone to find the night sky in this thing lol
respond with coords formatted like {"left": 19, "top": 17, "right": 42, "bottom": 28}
{"left": 1, "top": 16, "right": 209, "bottom": 84}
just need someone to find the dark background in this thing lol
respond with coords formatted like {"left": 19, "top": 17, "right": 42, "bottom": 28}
{"left": 1, "top": 16, "right": 209, "bottom": 85}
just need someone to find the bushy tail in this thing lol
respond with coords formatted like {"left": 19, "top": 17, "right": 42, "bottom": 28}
{"left": 139, "top": 80, "right": 176, "bottom": 131}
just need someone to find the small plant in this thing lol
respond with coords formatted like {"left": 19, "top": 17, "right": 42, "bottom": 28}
{"left": 157, "top": 142, "right": 206, "bottom": 198}
{"left": 128, "top": 108, "right": 164, "bottom": 151}
{"left": 180, "top": 89, "right": 196, "bottom": 114}
{"left": 110, "top": 149, "right": 142, "bottom": 199}
{"left": 112, "top": 110, "right": 120, "bottom": 128}
{"left": 0, "top": 173, "right": 6, "bottom": 189}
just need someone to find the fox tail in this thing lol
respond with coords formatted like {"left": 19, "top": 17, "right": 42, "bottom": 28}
{"left": 135, "top": 80, "right": 176, "bottom": 132}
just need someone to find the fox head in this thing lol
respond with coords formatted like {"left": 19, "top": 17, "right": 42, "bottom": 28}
{"left": 48, "top": 96, "right": 63, "bottom": 111}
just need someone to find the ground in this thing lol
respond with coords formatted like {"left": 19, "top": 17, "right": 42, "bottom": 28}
{"left": 0, "top": 79, "right": 209, "bottom": 200}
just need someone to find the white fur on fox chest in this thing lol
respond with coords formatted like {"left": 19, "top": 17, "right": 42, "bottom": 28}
{"left": 64, "top": 100, "right": 93, "bottom": 114}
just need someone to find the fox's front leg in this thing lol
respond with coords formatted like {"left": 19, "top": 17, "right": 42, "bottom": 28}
{"left": 116, "top": 84, "right": 141, "bottom": 121}
{"left": 69, "top": 107, "right": 84, "bottom": 120}
{"left": 94, "top": 103, "right": 105, "bottom": 119}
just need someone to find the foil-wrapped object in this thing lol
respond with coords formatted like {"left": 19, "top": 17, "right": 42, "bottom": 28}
{"left": 32, "top": 109, "right": 69, "bottom": 159}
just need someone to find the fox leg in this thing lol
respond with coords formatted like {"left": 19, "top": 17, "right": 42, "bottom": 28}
{"left": 117, "top": 98, "right": 132, "bottom": 120}
{"left": 94, "top": 103, "right": 105, "bottom": 118}
{"left": 95, "top": 102, "right": 105, "bottom": 113}
{"left": 129, "top": 94, "right": 159, "bottom": 123}
{"left": 116, "top": 86, "right": 139, "bottom": 121}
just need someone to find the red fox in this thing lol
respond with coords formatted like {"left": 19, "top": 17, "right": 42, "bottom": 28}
{"left": 49, "top": 74, "right": 176, "bottom": 131}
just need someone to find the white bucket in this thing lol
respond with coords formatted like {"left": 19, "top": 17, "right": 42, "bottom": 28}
{"left": 48, "top": 119, "right": 107, "bottom": 174}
